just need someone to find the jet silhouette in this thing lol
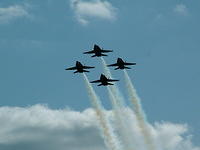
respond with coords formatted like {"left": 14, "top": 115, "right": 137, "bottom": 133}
{"left": 90, "top": 74, "right": 119, "bottom": 86}
{"left": 65, "top": 61, "right": 95, "bottom": 73}
{"left": 83, "top": 44, "right": 113, "bottom": 57}
{"left": 107, "top": 58, "right": 136, "bottom": 70}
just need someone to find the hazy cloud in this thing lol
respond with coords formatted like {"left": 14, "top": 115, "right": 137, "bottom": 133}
{"left": 0, "top": 104, "right": 199, "bottom": 150}
{"left": 0, "top": 5, "right": 30, "bottom": 24}
{"left": 174, "top": 4, "right": 188, "bottom": 16}
{"left": 70, "top": 0, "right": 117, "bottom": 25}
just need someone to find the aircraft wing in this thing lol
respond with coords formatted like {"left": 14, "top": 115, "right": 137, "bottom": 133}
{"left": 83, "top": 66, "right": 95, "bottom": 69}
{"left": 90, "top": 80, "right": 101, "bottom": 83}
{"left": 107, "top": 79, "right": 119, "bottom": 82}
{"left": 107, "top": 63, "right": 118, "bottom": 67}
{"left": 101, "top": 49, "right": 113, "bottom": 53}
{"left": 124, "top": 62, "right": 136, "bottom": 65}
{"left": 83, "top": 50, "right": 94, "bottom": 54}
{"left": 65, "top": 66, "right": 77, "bottom": 70}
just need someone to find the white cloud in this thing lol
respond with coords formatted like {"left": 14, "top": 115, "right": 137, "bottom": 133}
{"left": 174, "top": 4, "right": 188, "bottom": 16}
{"left": 0, "top": 5, "right": 30, "bottom": 24}
{"left": 0, "top": 105, "right": 104, "bottom": 150}
{"left": 70, "top": 0, "right": 117, "bottom": 25}
{"left": 0, "top": 104, "right": 199, "bottom": 150}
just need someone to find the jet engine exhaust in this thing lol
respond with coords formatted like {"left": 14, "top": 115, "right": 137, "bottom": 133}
{"left": 101, "top": 57, "right": 136, "bottom": 150}
{"left": 101, "top": 57, "right": 125, "bottom": 108}
{"left": 107, "top": 87, "right": 137, "bottom": 150}
{"left": 83, "top": 73, "right": 122, "bottom": 150}
{"left": 124, "top": 70, "right": 156, "bottom": 150}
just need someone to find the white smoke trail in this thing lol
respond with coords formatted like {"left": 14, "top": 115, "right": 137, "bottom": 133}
{"left": 83, "top": 73, "right": 122, "bottom": 150}
{"left": 107, "top": 87, "right": 136, "bottom": 150}
{"left": 101, "top": 58, "right": 136, "bottom": 150}
{"left": 100, "top": 57, "right": 125, "bottom": 108}
{"left": 124, "top": 70, "right": 156, "bottom": 150}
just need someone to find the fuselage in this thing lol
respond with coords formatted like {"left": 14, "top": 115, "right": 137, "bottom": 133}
{"left": 117, "top": 58, "right": 126, "bottom": 69}
{"left": 76, "top": 61, "right": 84, "bottom": 72}
{"left": 100, "top": 74, "right": 109, "bottom": 85}
{"left": 93, "top": 45, "right": 103, "bottom": 57}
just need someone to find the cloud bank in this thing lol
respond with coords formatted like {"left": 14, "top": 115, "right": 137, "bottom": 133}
{"left": 0, "top": 105, "right": 104, "bottom": 150}
{"left": 0, "top": 104, "right": 199, "bottom": 150}
{"left": 0, "top": 5, "right": 30, "bottom": 24}
{"left": 70, "top": 0, "right": 117, "bottom": 25}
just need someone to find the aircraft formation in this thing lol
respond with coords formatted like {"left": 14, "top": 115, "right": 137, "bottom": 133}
{"left": 65, "top": 44, "right": 136, "bottom": 86}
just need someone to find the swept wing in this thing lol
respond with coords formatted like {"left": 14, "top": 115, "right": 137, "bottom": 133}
{"left": 101, "top": 49, "right": 113, "bottom": 53}
{"left": 83, "top": 50, "right": 94, "bottom": 54}
{"left": 124, "top": 62, "right": 136, "bottom": 65}
{"left": 107, "top": 79, "right": 119, "bottom": 82}
{"left": 65, "top": 66, "right": 77, "bottom": 70}
{"left": 83, "top": 66, "right": 95, "bottom": 69}
{"left": 90, "top": 80, "right": 101, "bottom": 83}
{"left": 107, "top": 63, "right": 118, "bottom": 67}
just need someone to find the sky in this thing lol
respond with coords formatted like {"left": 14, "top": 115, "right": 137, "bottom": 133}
{"left": 0, "top": 0, "right": 200, "bottom": 149}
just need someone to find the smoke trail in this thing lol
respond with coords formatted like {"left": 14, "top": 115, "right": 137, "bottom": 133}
{"left": 83, "top": 73, "right": 122, "bottom": 150}
{"left": 107, "top": 87, "right": 136, "bottom": 150}
{"left": 101, "top": 57, "right": 124, "bottom": 108}
{"left": 101, "top": 58, "right": 136, "bottom": 150}
{"left": 124, "top": 70, "right": 156, "bottom": 150}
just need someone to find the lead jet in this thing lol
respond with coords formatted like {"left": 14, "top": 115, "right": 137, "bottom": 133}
{"left": 65, "top": 61, "right": 95, "bottom": 73}
{"left": 90, "top": 74, "right": 119, "bottom": 86}
{"left": 107, "top": 58, "right": 136, "bottom": 70}
{"left": 83, "top": 44, "right": 113, "bottom": 57}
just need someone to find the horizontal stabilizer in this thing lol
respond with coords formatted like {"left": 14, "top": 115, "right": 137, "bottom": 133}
{"left": 124, "top": 66, "right": 131, "bottom": 69}
{"left": 83, "top": 70, "right": 89, "bottom": 73}
{"left": 101, "top": 54, "right": 108, "bottom": 56}
{"left": 107, "top": 83, "right": 114, "bottom": 85}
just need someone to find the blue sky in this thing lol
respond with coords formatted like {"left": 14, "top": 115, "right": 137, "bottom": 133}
{"left": 0, "top": 0, "right": 200, "bottom": 148}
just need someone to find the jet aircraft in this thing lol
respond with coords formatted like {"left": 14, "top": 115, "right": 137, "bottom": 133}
{"left": 65, "top": 61, "right": 95, "bottom": 73}
{"left": 107, "top": 58, "right": 136, "bottom": 70}
{"left": 83, "top": 44, "right": 113, "bottom": 57}
{"left": 90, "top": 74, "right": 119, "bottom": 86}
